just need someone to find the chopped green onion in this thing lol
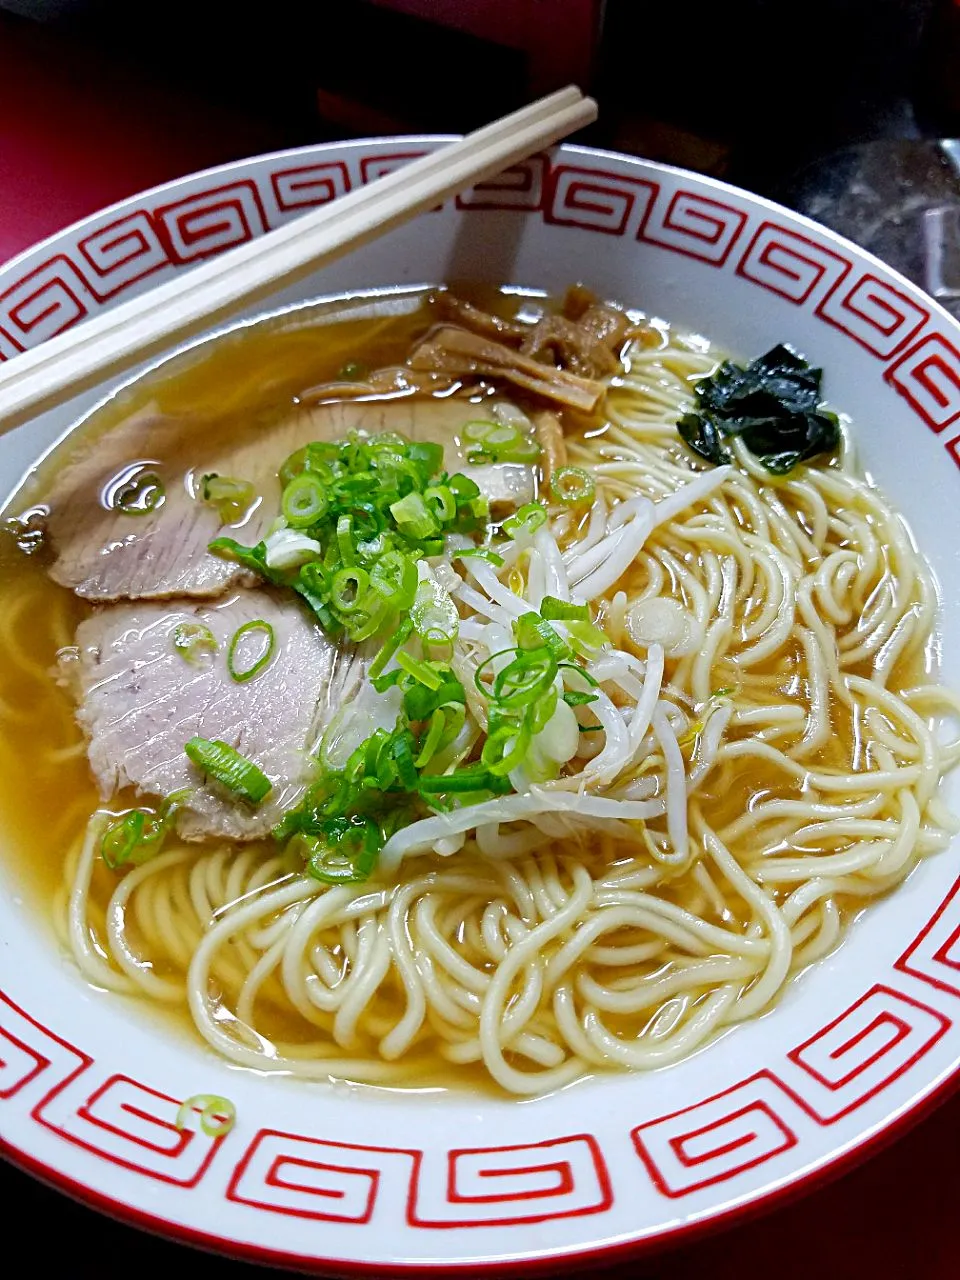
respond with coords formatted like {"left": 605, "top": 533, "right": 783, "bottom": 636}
{"left": 112, "top": 470, "right": 164, "bottom": 516}
{"left": 566, "top": 619, "right": 608, "bottom": 656}
{"left": 529, "top": 686, "right": 559, "bottom": 734}
{"left": 172, "top": 622, "right": 217, "bottom": 665}
{"left": 101, "top": 810, "right": 154, "bottom": 869}
{"left": 551, "top": 466, "right": 596, "bottom": 506}
{"left": 462, "top": 419, "right": 540, "bottom": 465}
{"left": 369, "top": 617, "right": 414, "bottom": 680}
{"left": 339, "top": 360, "right": 368, "bottom": 381}
{"left": 503, "top": 502, "right": 547, "bottom": 538}
{"left": 558, "top": 661, "right": 600, "bottom": 687}
{"left": 563, "top": 690, "right": 598, "bottom": 707}
{"left": 208, "top": 536, "right": 280, "bottom": 581}
{"left": 414, "top": 702, "right": 464, "bottom": 769}
{"left": 331, "top": 566, "right": 370, "bottom": 613}
{"left": 348, "top": 597, "right": 389, "bottom": 643}
{"left": 282, "top": 472, "right": 329, "bottom": 527}
{"left": 395, "top": 651, "right": 443, "bottom": 690}
{"left": 294, "top": 819, "right": 380, "bottom": 883}
{"left": 481, "top": 721, "right": 531, "bottom": 775}
{"left": 175, "top": 1094, "right": 236, "bottom": 1138}
{"left": 390, "top": 491, "right": 438, "bottom": 539}
{"left": 424, "top": 485, "right": 456, "bottom": 522}
{"left": 411, "top": 581, "right": 459, "bottom": 646}
{"left": 417, "top": 767, "right": 511, "bottom": 795}
{"left": 409, "top": 440, "right": 444, "bottom": 478}
{"left": 336, "top": 514, "right": 355, "bottom": 567}
{"left": 403, "top": 675, "right": 465, "bottom": 722}
{"left": 211, "top": 431, "right": 496, "bottom": 647}
{"left": 100, "top": 790, "right": 188, "bottom": 870}
{"left": 452, "top": 547, "right": 505, "bottom": 567}
{"left": 227, "top": 619, "right": 276, "bottom": 683}
{"left": 540, "top": 596, "right": 590, "bottom": 622}
{"left": 391, "top": 730, "right": 419, "bottom": 790}
{"left": 514, "top": 612, "right": 570, "bottom": 661}
{"left": 201, "top": 474, "right": 255, "bottom": 523}
{"left": 184, "top": 737, "right": 272, "bottom": 805}
{"left": 448, "top": 472, "right": 481, "bottom": 500}
{"left": 414, "top": 709, "right": 448, "bottom": 768}
{"left": 463, "top": 420, "right": 501, "bottom": 443}
{"left": 370, "top": 550, "right": 417, "bottom": 608}
{"left": 493, "top": 651, "right": 557, "bottom": 710}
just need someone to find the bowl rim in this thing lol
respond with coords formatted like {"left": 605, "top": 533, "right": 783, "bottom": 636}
{"left": 2, "top": 135, "right": 959, "bottom": 1275}
{"left": 5, "top": 1067, "right": 960, "bottom": 1277}
{"left": 3, "top": 133, "right": 957, "bottom": 344}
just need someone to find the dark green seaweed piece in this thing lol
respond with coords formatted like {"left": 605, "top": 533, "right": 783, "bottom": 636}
{"left": 677, "top": 344, "right": 840, "bottom": 475}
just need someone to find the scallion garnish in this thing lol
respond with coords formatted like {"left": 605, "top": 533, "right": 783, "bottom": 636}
{"left": 370, "top": 551, "right": 417, "bottom": 609}
{"left": 211, "top": 432, "right": 489, "bottom": 646}
{"left": 410, "top": 580, "right": 459, "bottom": 649}
{"left": 184, "top": 737, "right": 272, "bottom": 805}
{"left": 540, "top": 596, "right": 590, "bottom": 622}
{"left": 269, "top": 593, "right": 607, "bottom": 881}
{"left": 389, "top": 491, "right": 437, "bottom": 540}
{"left": 453, "top": 547, "right": 505, "bottom": 567}
{"left": 462, "top": 419, "right": 540, "bottom": 465}
{"left": 113, "top": 470, "right": 165, "bottom": 516}
{"left": 493, "top": 650, "right": 557, "bottom": 711}
{"left": 566, "top": 619, "right": 608, "bottom": 656}
{"left": 226, "top": 619, "right": 276, "bottom": 683}
{"left": 295, "top": 825, "right": 380, "bottom": 884}
{"left": 414, "top": 709, "right": 448, "bottom": 768}
{"left": 201, "top": 474, "right": 255, "bottom": 523}
{"left": 502, "top": 502, "right": 547, "bottom": 537}
{"left": 172, "top": 622, "right": 217, "bottom": 665}
{"left": 551, "top": 466, "right": 595, "bottom": 506}
{"left": 424, "top": 484, "right": 456, "bottom": 522}
{"left": 281, "top": 472, "right": 329, "bottom": 527}
{"left": 418, "top": 767, "right": 511, "bottom": 794}
{"left": 175, "top": 1094, "right": 236, "bottom": 1138}
{"left": 369, "top": 617, "right": 414, "bottom": 681}
{"left": 395, "top": 651, "right": 444, "bottom": 690}
{"left": 331, "top": 566, "right": 369, "bottom": 614}
{"left": 515, "top": 612, "right": 570, "bottom": 661}
{"left": 481, "top": 720, "right": 532, "bottom": 775}
{"left": 563, "top": 690, "right": 598, "bottom": 707}
{"left": 100, "top": 790, "right": 188, "bottom": 870}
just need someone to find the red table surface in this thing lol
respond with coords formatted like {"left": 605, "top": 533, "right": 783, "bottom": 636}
{"left": 1, "top": 13, "right": 959, "bottom": 1280}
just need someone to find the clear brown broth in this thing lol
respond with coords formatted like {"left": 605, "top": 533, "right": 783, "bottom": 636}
{"left": 0, "top": 287, "right": 937, "bottom": 1090}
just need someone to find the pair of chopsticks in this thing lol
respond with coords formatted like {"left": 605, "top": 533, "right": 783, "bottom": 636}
{"left": 0, "top": 86, "right": 596, "bottom": 435}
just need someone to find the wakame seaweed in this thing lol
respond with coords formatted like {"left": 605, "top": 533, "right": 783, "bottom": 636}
{"left": 677, "top": 344, "right": 840, "bottom": 475}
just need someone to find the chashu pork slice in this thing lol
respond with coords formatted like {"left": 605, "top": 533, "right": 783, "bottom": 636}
{"left": 44, "top": 394, "right": 535, "bottom": 603}
{"left": 71, "top": 588, "right": 365, "bottom": 841}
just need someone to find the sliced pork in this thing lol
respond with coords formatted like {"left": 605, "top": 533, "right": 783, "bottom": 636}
{"left": 71, "top": 588, "right": 362, "bottom": 840}
{"left": 44, "top": 393, "right": 536, "bottom": 603}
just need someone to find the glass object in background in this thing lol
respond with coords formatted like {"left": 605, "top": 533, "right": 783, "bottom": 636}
{"left": 780, "top": 141, "right": 960, "bottom": 320}
{"left": 777, "top": 0, "right": 960, "bottom": 321}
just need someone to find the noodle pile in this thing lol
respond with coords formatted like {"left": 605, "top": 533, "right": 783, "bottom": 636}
{"left": 5, "top": 322, "right": 959, "bottom": 1096}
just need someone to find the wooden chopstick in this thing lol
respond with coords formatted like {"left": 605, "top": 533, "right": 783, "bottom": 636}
{"left": 0, "top": 87, "right": 597, "bottom": 435}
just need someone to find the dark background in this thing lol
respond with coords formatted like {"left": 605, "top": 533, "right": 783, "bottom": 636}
{"left": 0, "top": 0, "right": 954, "bottom": 193}
{"left": 3, "top": 1, "right": 960, "bottom": 1276}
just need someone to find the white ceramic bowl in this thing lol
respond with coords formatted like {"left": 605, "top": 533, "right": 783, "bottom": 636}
{"left": 2, "top": 138, "right": 960, "bottom": 1274}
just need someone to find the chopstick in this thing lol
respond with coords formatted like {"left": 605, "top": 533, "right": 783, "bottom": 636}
{"left": 0, "top": 86, "right": 597, "bottom": 435}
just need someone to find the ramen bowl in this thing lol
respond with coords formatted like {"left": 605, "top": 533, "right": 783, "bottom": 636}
{"left": 2, "top": 139, "right": 960, "bottom": 1274}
